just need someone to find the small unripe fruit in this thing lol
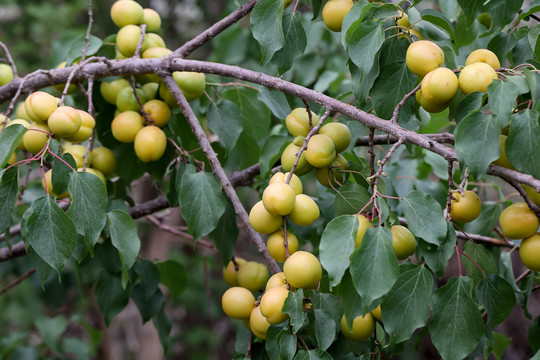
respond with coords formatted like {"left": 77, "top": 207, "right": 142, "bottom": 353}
{"left": 143, "top": 99, "right": 171, "bottom": 127}
{"left": 459, "top": 62, "right": 498, "bottom": 94}
{"left": 237, "top": 261, "right": 269, "bottom": 292}
{"left": 391, "top": 225, "right": 416, "bottom": 260}
{"left": 24, "top": 91, "right": 60, "bottom": 123}
{"left": 281, "top": 142, "right": 313, "bottom": 176}
{"left": 250, "top": 306, "right": 271, "bottom": 340}
{"left": 450, "top": 190, "right": 482, "bottom": 223}
{"left": 340, "top": 314, "right": 375, "bottom": 342}
{"left": 355, "top": 214, "right": 371, "bottom": 248}
{"left": 142, "top": 8, "right": 161, "bottom": 32}
{"left": 0, "top": 63, "right": 14, "bottom": 86}
{"left": 322, "top": 0, "right": 354, "bottom": 32}
{"left": 285, "top": 108, "right": 320, "bottom": 137}
{"left": 111, "top": 0, "right": 144, "bottom": 27}
{"left": 116, "top": 86, "right": 147, "bottom": 113}
{"left": 305, "top": 134, "right": 336, "bottom": 168}
{"left": 260, "top": 287, "right": 289, "bottom": 324}
{"left": 249, "top": 200, "right": 283, "bottom": 234}
{"left": 288, "top": 194, "right": 320, "bottom": 226}
{"left": 91, "top": 147, "right": 117, "bottom": 177}
{"left": 48, "top": 106, "right": 82, "bottom": 138}
{"left": 23, "top": 123, "right": 50, "bottom": 154}
{"left": 420, "top": 68, "right": 459, "bottom": 104}
{"left": 406, "top": 40, "right": 444, "bottom": 77}
{"left": 519, "top": 233, "right": 540, "bottom": 272}
{"left": 64, "top": 110, "right": 95, "bottom": 143}
{"left": 262, "top": 182, "right": 297, "bottom": 216}
{"left": 465, "top": 49, "right": 500, "bottom": 69}
{"left": 265, "top": 272, "right": 294, "bottom": 291}
{"left": 499, "top": 202, "right": 539, "bottom": 239}
{"left": 319, "top": 122, "right": 351, "bottom": 153}
{"left": 64, "top": 144, "right": 92, "bottom": 168}
{"left": 100, "top": 78, "right": 131, "bottom": 105}
{"left": 222, "top": 287, "right": 256, "bottom": 319}
{"left": 111, "top": 111, "right": 144, "bottom": 143}
{"left": 267, "top": 230, "right": 299, "bottom": 262}
{"left": 134, "top": 125, "right": 167, "bottom": 162}
{"left": 269, "top": 172, "right": 303, "bottom": 195}
{"left": 116, "top": 24, "right": 142, "bottom": 57}
{"left": 223, "top": 257, "right": 247, "bottom": 287}
{"left": 283, "top": 251, "right": 322, "bottom": 289}
{"left": 159, "top": 72, "right": 206, "bottom": 106}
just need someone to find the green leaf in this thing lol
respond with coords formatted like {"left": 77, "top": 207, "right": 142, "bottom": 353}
{"left": 529, "top": 315, "right": 540, "bottom": 354}
{"left": 421, "top": 9, "right": 456, "bottom": 39}
{"left": 341, "top": 0, "right": 373, "bottom": 49}
{"left": 51, "top": 152, "right": 76, "bottom": 196}
{"left": 209, "top": 199, "right": 239, "bottom": 265}
{"left": 401, "top": 190, "right": 447, "bottom": 245}
{"left": 488, "top": 33, "right": 516, "bottom": 65}
{"left": 417, "top": 223, "right": 456, "bottom": 277}
{"left": 65, "top": 34, "right": 102, "bottom": 65}
{"left": 455, "top": 111, "right": 500, "bottom": 179}
{"left": 320, "top": 215, "right": 358, "bottom": 288}
{"left": 135, "top": 260, "right": 161, "bottom": 301}
{"left": 462, "top": 242, "right": 498, "bottom": 287}
{"left": 492, "top": 332, "right": 512, "bottom": 359}
{"left": 382, "top": 264, "right": 434, "bottom": 345}
{"left": 350, "top": 227, "right": 399, "bottom": 312}
{"left": 67, "top": 172, "right": 108, "bottom": 255}
{"left": 207, "top": 100, "right": 243, "bottom": 150}
{"left": 260, "top": 135, "right": 290, "bottom": 178}
{"left": 155, "top": 259, "right": 188, "bottom": 300}
{"left": 22, "top": 195, "right": 77, "bottom": 274}
{"left": 334, "top": 182, "right": 371, "bottom": 216}
{"left": 257, "top": 87, "right": 291, "bottom": 120}
{"left": 337, "top": 271, "right": 363, "bottom": 330}
{"left": 476, "top": 274, "right": 516, "bottom": 327}
{"left": 314, "top": 309, "right": 336, "bottom": 351}
{"left": 479, "top": 0, "right": 523, "bottom": 37}
{"left": 179, "top": 171, "right": 226, "bottom": 241}
{"left": 132, "top": 285, "right": 164, "bottom": 323}
{"left": 153, "top": 306, "right": 172, "bottom": 353}
{"left": 294, "top": 349, "right": 333, "bottom": 360}
{"left": 349, "top": 54, "right": 380, "bottom": 108}
{"left": 506, "top": 110, "right": 540, "bottom": 179}
{"left": 487, "top": 80, "right": 520, "bottom": 127}
{"left": 250, "top": 0, "right": 284, "bottom": 64}
{"left": 61, "top": 338, "right": 90, "bottom": 360}
{"left": 524, "top": 69, "right": 540, "bottom": 111}
{"left": 95, "top": 271, "right": 130, "bottom": 326}
{"left": 454, "top": 92, "right": 484, "bottom": 124}
{"left": 429, "top": 276, "right": 484, "bottom": 360}
{"left": 463, "top": 201, "right": 503, "bottom": 237}
{"left": 312, "top": 293, "right": 342, "bottom": 326}
{"left": 0, "top": 124, "right": 26, "bottom": 168}
{"left": 346, "top": 21, "right": 384, "bottom": 87}
{"left": 278, "top": 332, "right": 297, "bottom": 360}
{"left": 0, "top": 167, "right": 18, "bottom": 233}
{"left": 273, "top": 12, "right": 307, "bottom": 74}
{"left": 283, "top": 289, "right": 304, "bottom": 333}
{"left": 107, "top": 210, "right": 141, "bottom": 287}
{"left": 371, "top": 61, "right": 417, "bottom": 120}
{"left": 223, "top": 87, "right": 271, "bottom": 142}
{"left": 35, "top": 315, "right": 68, "bottom": 353}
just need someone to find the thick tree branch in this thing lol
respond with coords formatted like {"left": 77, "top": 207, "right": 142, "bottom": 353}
{"left": 356, "top": 133, "right": 455, "bottom": 146}
{"left": 161, "top": 73, "right": 280, "bottom": 274}
{"left": 0, "top": 58, "right": 539, "bottom": 192}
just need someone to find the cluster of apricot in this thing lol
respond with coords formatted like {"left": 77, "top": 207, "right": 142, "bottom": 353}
{"left": 221, "top": 250, "right": 323, "bottom": 340}
{"left": 103, "top": 0, "right": 207, "bottom": 162}
{"left": 407, "top": 41, "right": 499, "bottom": 113}
{"left": 281, "top": 108, "right": 352, "bottom": 188}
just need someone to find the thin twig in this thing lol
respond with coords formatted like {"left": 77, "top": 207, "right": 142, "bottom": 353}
{"left": 506, "top": 179, "right": 540, "bottom": 218}
{"left": 80, "top": 0, "right": 95, "bottom": 62}
{"left": 368, "top": 128, "right": 376, "bottom": 190}
{"left": 160, "top": 73, "right": 280, "bottom": 274}
{"left": 515, "top": 269, "right": 531, "bottom": 284}
{"left": 390, "top": 83, "right": 420, "bottom": 123}
{"left": 129, "top": 76, "right": 153, "bottom": 124}
{"left": 369, "top": 138, "right": 404, "bottom": 186}
{"left": 134, "top": 24, "right": 147, "bottom": 58}
{"left": 0, "top": 41, "right": 18, "bottom": 78}
{"left": 446, "top": 161, "right": 455, "bottom": 220}
{"left": 457, "top": 168, "right": 471, "bottom": 193}
{"left": 0, "top": 268, "right": 36, "bottom": 296}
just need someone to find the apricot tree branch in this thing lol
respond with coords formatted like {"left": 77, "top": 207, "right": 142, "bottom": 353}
{"left": 507, "top": 179, "right": 540, "bottom": 218}
{"left": 171, "top": 0, "right": 258, "bottom": 58}
{"left": 1, "top": 58, "right": 539, "bottom": 192}
{"left": 161, "top": 73, "right": 280, "bottom": 274}
{"left": 134, "top": 24, "right": 147, "bottom": 58}
{"left": 0, "top": 268, "right": 36, "bottom": 296}
{"left": 446, "top": 160, "right": 455, "bottom": 220}
{"left": 369, "top": 138, "right": 404, "bottom": 186}
{"left": 356, "top": 132, "right": 455, "bottom": 146}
